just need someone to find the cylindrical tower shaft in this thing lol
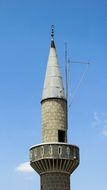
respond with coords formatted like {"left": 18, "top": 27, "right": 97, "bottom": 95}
{"left": 29, "top": 27, "right": 79, "bottom": 190}
{"left": 41, "top": 173, "right": 70, "bottom": 190}
{"left": 41, "top": 98, "right": 67, "bottom": 143}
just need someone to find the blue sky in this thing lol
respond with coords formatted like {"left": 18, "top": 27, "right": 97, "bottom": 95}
{"left": 0, "top": 0, "right": 107, "bottom": 189}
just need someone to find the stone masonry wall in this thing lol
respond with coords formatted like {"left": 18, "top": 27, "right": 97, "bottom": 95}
{"left": 41, "top": 98, "right": 67, "bottom": 143}
{"left": 41, "top": 172, "right": 70, "bottom": 190}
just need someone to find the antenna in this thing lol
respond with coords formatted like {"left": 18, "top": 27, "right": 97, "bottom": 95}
{"left": 64, "top": 43, "right": 68, "bottom": 130}
{"left": 64, "top": 45, "right": 90, "bottom": 128}
{"left": 68, "top": 61, "right": 90, "bottom": 108}
{"left": 65, "top": 43, "right": 68, "bottom": 101}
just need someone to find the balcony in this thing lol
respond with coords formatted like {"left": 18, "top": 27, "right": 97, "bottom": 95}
{"left": 29, "top": 143, "right": 79, "bottom": 175}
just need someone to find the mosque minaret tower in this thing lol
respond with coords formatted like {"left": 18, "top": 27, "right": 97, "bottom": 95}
{"left": 29, "top": 26, "right": 79, "bottom": 190}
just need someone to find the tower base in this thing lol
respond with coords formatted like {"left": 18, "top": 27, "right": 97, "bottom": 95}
{"left": 41, "top": 172, "right": 70, "bottom": 190}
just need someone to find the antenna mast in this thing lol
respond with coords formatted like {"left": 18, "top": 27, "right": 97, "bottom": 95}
{"left": 65, "top": 43, "right": 68, "bottom": 101}
{"left": 65, "top": 43, "right": 68, "bottom": 130}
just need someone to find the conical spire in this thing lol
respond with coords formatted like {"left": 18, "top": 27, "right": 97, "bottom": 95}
{"left": 42, "top": 26, "right": 66, "bottom": 101}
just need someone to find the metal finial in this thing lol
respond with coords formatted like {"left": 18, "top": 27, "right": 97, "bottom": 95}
{"left": 51, "top": 25, "right": 54, "bottom": 39}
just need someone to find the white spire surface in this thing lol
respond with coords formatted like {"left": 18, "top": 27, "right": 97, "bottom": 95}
{"left": 42, "top": 40, "right": 66, "bottom": 100}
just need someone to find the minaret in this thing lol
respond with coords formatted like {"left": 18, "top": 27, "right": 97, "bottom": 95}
{"left": 29, "top": 26, "right": 79, "bottom": 190}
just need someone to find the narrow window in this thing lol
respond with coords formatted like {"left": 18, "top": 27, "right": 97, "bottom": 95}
{"left": 58, "top": 130, "right": 65, "bottom": 142}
